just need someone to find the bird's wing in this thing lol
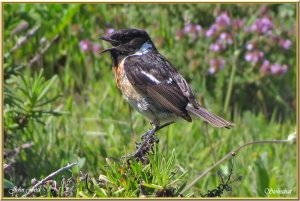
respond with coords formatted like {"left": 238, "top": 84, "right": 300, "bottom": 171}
{"left": 153, "top": 54, "right": 200, "bottom": 108}
{"left": 123, "top": 52, "right": 192, "bottom": 122}
{"left": 171, "top": 70, "right": 199, "bottom": 108}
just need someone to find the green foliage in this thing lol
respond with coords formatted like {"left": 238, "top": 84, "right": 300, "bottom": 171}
{"left": 3, "top": 3, "right": 296, "bottom": 198}
{"left": 11, "top": 149, "right": 188, "bottom": 197}
{"left": 80, "top": 149, "right": 189, "bottom": 197}
{"left": 5, "top": 69, "right": 61, "bottom": 127}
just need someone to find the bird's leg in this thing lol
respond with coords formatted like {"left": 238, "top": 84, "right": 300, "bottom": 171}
{"left": 140, "top": 121, "right": 157, "bottom": 140}
{"left": 132, "top": 129, "right": 155, "bottom": 158}
{"left": 141, "top": 121, "right": 174, "bottom": 140}
{"left": 132, "top": 122, "right": 174, "bottom": 158}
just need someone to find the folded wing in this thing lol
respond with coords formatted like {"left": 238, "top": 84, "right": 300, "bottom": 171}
{"left": 123, "top": 53, "right": 192, "bottom": 122}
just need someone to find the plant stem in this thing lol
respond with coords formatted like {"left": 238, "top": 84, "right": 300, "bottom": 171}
{"left": 180, "top": 135, "right": 295, "bottom": 194}
{"left": 204, "top": 124, "right": 217, "bottom": 163}
{"left": 224, "top": 50, "right": 238, "bottom": 114}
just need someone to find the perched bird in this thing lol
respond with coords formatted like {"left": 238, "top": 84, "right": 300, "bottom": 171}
{"left": 100, "top": 28, "right": 233, "bottom": 156}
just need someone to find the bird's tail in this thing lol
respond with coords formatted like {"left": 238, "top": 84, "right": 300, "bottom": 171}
{"left": 186, "top": 105, "right": 234, "bottom": 129}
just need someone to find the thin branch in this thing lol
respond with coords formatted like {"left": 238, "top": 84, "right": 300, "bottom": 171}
{"left": 4, "top": 164, "right": 11, "bottom": 170}
{"left": 12, "top": 20, "right": 29, "bottom": 36}
{"left": 10, "top": 25, "right": 41, "bottom": 53}
{"left": 28, "top": 34, "right": 60, "bottom": 67}
{"left": 22, "top": 162, "right": 78, "bottom": 197}
{"left": 180, "top": 132, "right": 296, "bottom": 194}
{"left": 5, "top": 142, "right": 34, "bottom": 158}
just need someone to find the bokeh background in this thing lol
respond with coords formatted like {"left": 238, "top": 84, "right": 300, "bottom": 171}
{"left": 3, "top": 3, "right": 297, "bottom": 197}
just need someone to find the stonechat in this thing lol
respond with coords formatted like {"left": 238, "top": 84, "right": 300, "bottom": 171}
{"left": 100, "top": 28, "right": 233, "bottom": 157}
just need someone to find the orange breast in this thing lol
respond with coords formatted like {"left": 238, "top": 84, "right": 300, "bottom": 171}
{"left": 112, "top": 60, "right": 142, "bottom": 101}
{"left": 112, "top": 65, "right": 123, "bottom": 90}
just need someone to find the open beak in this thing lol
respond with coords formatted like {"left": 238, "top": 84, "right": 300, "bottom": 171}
{"left": 99, "top": 47, "right": 116, "bottom": 54}
{"left": 99, "top": 36, "right": 118, "bottom": 54}
{"left": 99, "top": 36, "right": 117, "bottom": 43}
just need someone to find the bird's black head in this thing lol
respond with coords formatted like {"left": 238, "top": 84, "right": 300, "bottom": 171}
{"left": 100, "top": 28, "right": 155, "bottom": 56}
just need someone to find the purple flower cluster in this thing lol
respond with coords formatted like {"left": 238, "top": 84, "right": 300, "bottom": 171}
{"left": 205, "top": 13, "right": 236, "bottom": 56}
{"left": 232, "top": 19, "right": 245, "bottom": 30}
{"left": 246, "top": 41, "right": 255, "bottom": 51}
{"left": 260, "top": 60, "right": 288, "bottom": 75}
{"left": 244, "top": 50, "right": 264, "bottom": 64}
{"left": 209, "top": 41, "right": 225, "bottom": 52}
{"left": 209, "top": 32, "right": 233, "bottom": 52}
{"left": 204, "top": 7, "right": 292, "bottom": 77}
{"left": 205, "top": 12, "right": 238, "bottom": 38}
{"left": 279, "top": 39, "right": 292, "bottom": 50}
{"left": 248, "top": 17, "right": 273, "bottom": 35}
{"left": 244, "top": 42, "right": 289, "bottom": 75}
{"left": 242, "top": 11, "right": 291, "bottom": 76}
{"left": 179, "top": 6, "right": 293, "bottom": 76}
{"left": 177, "top": 23, "right": 202, "bottom": 40}
{"left": 79, "top": 28, "right": 115, "bottom": 54}
{"left": 209, "top": 58, "right": 225, "bottom": 75}
{"left": 216, "top": 13, "right": 231, "bottom": 28}
{"left": 184, "top": 23, "right": 202, "bottom": 34}
{"left": 204, "top": 13, "right": 239, "bottom": 74}
{"left": 205, "top": 24, "right": 218, "bottom": 38}
{"left": 79, "top": 39, "right": 102, "bottom": 54}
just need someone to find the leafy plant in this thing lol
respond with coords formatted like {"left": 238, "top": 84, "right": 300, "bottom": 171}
{"left": 81, "top": 149, "right": 189, "bottom": 197}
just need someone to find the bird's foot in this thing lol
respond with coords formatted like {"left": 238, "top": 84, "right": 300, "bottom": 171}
{"left": 125, "top": 122, "right": 175, "bottom": 162}
{"left": 132, "top": 129, "right": 157, "bottom": 158}
{"left": 141, "top": 131, "right": 159, "bottom": 143}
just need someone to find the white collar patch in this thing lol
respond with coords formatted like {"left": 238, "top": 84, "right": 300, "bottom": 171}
{"left": 133, "top": 42, "right": 153, "bottom": 56}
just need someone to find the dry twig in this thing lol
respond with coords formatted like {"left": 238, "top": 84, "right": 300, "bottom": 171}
{"left": 28, "top": 34, "right": 60, "bottom": 67}
{"left": 10, "top": 25, "right": 41, "bottom": 53}
{"left": 22, "top": 162, "right": 78, "bottom": 197}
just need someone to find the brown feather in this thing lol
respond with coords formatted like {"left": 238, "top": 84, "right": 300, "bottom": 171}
{"left": 147, "top": 85, "right": 192, "bottom": 122}
{"left": 186, "top": 105, "right": 234, "bottom": 128}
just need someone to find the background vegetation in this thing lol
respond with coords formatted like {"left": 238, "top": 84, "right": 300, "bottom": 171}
{"left": 3, "top": 3, "right": 297, "bottom": 197}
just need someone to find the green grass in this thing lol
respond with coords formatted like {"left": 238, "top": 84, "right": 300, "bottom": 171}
{"left": 3, "top": 3, "right": 297, "bottom": 198}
